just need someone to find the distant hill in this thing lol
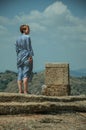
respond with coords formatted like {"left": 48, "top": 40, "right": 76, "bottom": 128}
{"left": 0, "top": 70, "right": 86, "bottom": 95}
{"left": 70, "top": 68, "right": 86, "bottom": 77}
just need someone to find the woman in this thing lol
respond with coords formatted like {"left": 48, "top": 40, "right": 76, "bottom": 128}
{"left": 15, "top": 24, "right": 34, "bottom": 94}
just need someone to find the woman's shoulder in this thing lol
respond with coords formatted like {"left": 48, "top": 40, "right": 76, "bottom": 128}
{"left": 17, "top": 34, "right": 30, "bottom": 42}
{"left": 22, "top": 34, "right": 30, "bottom": 39}
{"left": 25, "top": 34, "right": 30, "bottom": 38}
{"left": 22, "top": 34, "right": 30, "bottom": 37}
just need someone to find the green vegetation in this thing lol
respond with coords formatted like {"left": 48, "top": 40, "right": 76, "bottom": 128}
{"left": 0, "top": 70, "right": 86, "bottom": 95}
{"left": 0, "top": 70, "right": 17, "bottom": 92}
{"left": 70, "top": 76, "right": 86, "bottom": 95}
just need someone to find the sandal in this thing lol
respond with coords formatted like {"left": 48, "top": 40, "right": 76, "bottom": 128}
{"left": 19, "top": 91, "right": 23, "bottom": 94}
{"left": 24, "top": 91, "right": 31, "bottom": 94}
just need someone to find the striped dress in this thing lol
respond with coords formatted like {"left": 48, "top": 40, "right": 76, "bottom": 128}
{"left": 15, "top": 34, "right": 34, "bottom": 68}
{"left": 15, "top": 34, "right": 34, "bottom": 80}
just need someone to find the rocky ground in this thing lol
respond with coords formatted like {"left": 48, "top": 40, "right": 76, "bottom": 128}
{"left": 0, "top": 71, "right": 86, "bottom": 129}
{"left": 0, "top": 113, "right": 86, "bottom": 130}
{"left": 0, "top": 93, "right": 86, "bottom": 130}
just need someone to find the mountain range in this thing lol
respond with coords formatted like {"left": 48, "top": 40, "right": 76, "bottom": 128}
{"left": 70, "top": 68, "right": 86, "bottom": 77}
{"left": 0, "top": 70, "right": 86, "bottom": 95}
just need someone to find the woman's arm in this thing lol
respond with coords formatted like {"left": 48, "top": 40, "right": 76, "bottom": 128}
{"left": 27, "top": 37, "right": 34, "bottom": 56}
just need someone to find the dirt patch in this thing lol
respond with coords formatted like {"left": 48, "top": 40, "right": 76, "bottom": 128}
{"left": 0, "top": 113, "right": 86, "bottom": 130}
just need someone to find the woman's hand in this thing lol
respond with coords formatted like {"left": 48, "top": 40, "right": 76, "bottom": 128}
{"left": 28, "top": 57, "right": 33, "bottom": 63}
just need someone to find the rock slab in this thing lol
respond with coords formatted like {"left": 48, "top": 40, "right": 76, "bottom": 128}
{"left": 0, "top": 93, "right": 86, "bottom": 115}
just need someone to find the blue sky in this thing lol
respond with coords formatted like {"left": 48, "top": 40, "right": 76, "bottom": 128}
{"left": 0, "top": 0, "right": 86, "bottom": 72}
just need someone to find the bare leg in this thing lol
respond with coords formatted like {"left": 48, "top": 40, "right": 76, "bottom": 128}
{"left": 23, "top": 77, "right": 29, "bottom": 94}
{"left": 18, "top": 80, "right": 23, "bottom": 93}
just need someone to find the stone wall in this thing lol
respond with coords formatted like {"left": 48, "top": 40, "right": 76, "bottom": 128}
{"left": 43, "top": 63, "right": 70, "bottom": 96}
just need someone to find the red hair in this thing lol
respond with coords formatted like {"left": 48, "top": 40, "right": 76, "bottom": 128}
{"left": 20, "top": 24, "right": 30, "bottom": 33}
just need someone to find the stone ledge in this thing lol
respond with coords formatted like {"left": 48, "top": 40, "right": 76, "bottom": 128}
{"left": 45, "top": 63, "right": 69, "bottom": 68}
{"left": 0, "top": 93, "right": 86, "bottom": 115}
{"left": 0, "top": 92, "right": 86, "bottom": 102}
{"left": 0, "top": 101, "right": 86, "bottom": 115}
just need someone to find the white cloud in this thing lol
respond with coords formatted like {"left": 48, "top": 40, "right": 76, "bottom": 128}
{"left": 30, "top": 23, "right": 46, "bottom": 32}
{"left": 44, "top": 1, "right": 68, "bottom": 16}
{"left": 0, "top": 2, "right": 85, "bottom": 32}
{"left": 0, "top": 25, "right": 8, "bottom": 35}
{"left": 0, "top": 1, "right": 86, "bottom": 70}
{"left": 0, "top": 1, "right": 86, "bottom": 43}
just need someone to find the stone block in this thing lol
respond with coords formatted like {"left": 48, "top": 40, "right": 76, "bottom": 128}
{"left": 43, "top": 85, "right": 70, "bottom": 96}
{"left": 45, "top": 63, "right": 69, "bottom": 85}
{"left": 44, "top": 63, "right": 70, "bottom": 96}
